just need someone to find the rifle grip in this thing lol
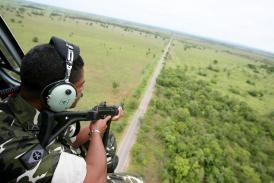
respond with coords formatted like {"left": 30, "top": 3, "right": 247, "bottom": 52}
{"left": 103, "top": 120, "right": 111, "bottom": 147}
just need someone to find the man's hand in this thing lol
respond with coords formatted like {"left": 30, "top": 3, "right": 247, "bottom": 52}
{"left": 90, "top": 116, "right": 111, "bottom": 137}
{"left": 111, "top": 106, "right": 124, "bottom": 121}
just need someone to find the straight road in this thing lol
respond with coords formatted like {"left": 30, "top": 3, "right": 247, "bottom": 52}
{"left": 116, "top": 38, "right": 173, "bottom": 172}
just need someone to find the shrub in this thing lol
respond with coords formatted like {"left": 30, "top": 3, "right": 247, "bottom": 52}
{"left": 32, "top": 36, "right": 39, "bottom": 43}
{"left": 246, "top": 80, "right": 255, "bottom": 85}
{"left": 248, "top": 90, "right": 263, "bottom": 97}
{"left": 112, "top": 81, "right": 119, "bottom": 89}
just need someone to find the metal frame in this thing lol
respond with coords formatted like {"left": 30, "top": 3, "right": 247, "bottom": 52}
{"left": 0, "top": 15, "right": 24, "bottom": 88}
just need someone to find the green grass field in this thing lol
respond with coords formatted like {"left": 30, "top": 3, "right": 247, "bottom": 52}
{"left": 1, "top": 0, "right": 168, "bottom": 110}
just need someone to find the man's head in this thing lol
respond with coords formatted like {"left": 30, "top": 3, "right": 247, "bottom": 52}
{"left": 20, "top": 37, "right": 85, "bottom": 111}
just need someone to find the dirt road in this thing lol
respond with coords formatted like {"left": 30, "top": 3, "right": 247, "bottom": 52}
{"left": 115, "top": 38, "right": 173, "bottom": 172}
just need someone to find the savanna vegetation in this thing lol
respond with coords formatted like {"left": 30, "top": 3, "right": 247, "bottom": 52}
{"left": 129, "top": 39, "right": 274, "bottom": 182}
{"left": 1, "top": 1, "right": 274, "bottom": 182}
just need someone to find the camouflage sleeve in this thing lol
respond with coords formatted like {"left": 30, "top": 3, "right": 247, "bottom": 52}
{"left": 14, "top": 125, "right": 84, "bottom": 183}
{"left": 14, "top": 144, "right": 62, "bottom": 182}
{"left": 62, "top": 121, "right": 80, "bottom": 145}
{"left": 1, "top": 136, "right": 69, "bottom": 183}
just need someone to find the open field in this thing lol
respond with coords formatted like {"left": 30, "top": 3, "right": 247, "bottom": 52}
{"left": 1, "top": 0, "right": 168, "bottom": 110}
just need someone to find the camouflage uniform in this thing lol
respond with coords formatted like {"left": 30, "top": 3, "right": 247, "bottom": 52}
{"left": 0, "top": 94, "right": 76, "bottom": 182}
{"left": 0, "top": 94, "right": 143, "bottom": 183}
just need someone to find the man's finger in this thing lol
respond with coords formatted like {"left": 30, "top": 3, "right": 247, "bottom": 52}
{"left": 105, "top": 115, "right": 112, "bottom": 121}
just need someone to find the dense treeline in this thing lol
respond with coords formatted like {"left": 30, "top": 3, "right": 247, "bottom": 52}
{"left": 132, "top": 66, "right": 273, "bottom": 182}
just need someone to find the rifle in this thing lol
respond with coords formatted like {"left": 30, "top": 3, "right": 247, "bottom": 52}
{"left": 38, "top": 102, "right": 120, "bottom": 148}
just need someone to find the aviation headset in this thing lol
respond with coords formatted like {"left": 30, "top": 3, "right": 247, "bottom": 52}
{"left": 41, "top": 36, "right": 80, "bottom": 112}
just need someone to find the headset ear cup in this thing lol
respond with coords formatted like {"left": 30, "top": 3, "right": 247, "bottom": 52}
{"left": 43, "top": 82, "right": 77, "bottom": 112}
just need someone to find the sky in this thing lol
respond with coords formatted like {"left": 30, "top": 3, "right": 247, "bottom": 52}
{"left": 28, "top": 0, "right": 274, "bottom": 54}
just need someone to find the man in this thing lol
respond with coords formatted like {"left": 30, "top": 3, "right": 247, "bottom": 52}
{"left": 0, "top": 37, "right": 142, "bottom": 182}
